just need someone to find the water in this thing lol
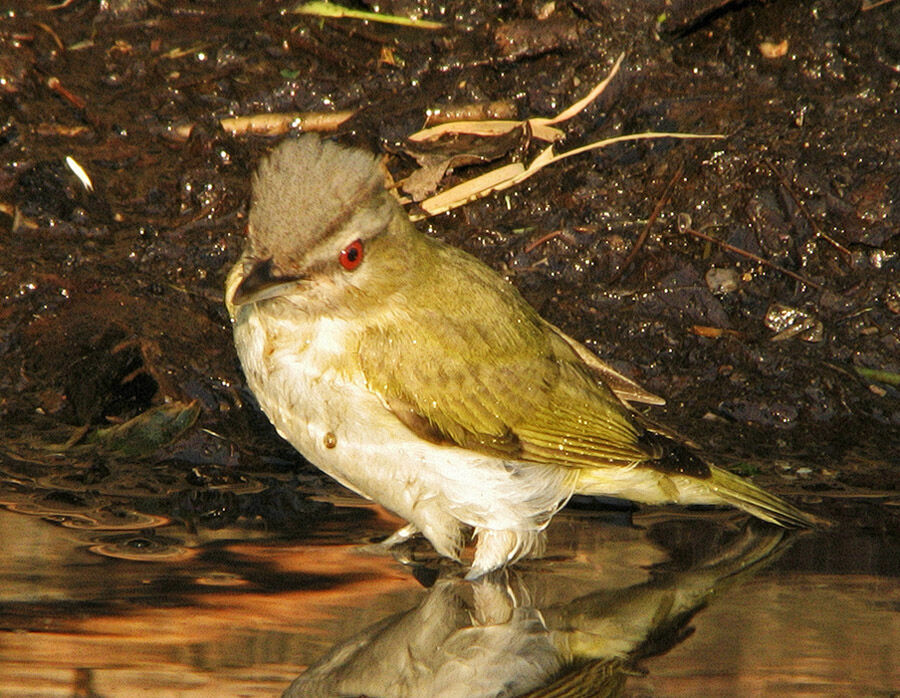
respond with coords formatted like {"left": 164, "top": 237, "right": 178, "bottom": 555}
{"left": 0, "top": 494, "right": 896, "bottom": 697}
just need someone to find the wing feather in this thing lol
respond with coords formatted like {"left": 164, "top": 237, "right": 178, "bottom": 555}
{"left": 356, "top": 242, "right": 651, "bottom": 470}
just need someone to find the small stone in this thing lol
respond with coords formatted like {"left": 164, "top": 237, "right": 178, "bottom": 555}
{"left": 705, "top": 267, "right": 740, "bottom": 294}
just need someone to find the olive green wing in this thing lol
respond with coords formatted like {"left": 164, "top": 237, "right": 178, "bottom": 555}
{"left": 548, "top": 323, "right": 665, "bottom": 407}
{"left": 357, "top": 306, "right": 651, "bottom": 469}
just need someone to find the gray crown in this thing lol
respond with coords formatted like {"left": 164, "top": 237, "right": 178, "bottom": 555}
{"left": 248, "top": 136, "right": 386, "bottom": 262}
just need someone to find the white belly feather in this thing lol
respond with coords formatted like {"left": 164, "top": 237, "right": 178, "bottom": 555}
{"left": 232, "top": 304, "right": 574, "bottom": 574}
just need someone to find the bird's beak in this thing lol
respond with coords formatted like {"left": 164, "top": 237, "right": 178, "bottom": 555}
{"left": 230, "top": 257, "right": 304, "bottom": 307}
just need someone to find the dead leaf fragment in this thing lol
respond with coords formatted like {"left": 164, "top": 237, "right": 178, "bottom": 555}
{"left": 690, "top": 325, "right": 742, "bottom": 339}
{"left": 759, "top": 40, "right": 789, "bottom": 59}
{"left": 84, "top": 401, "right": 201, "bottom": 458}
{"left": 408, "top": 53, "right": 626, "bottom": 144}
{"left": 401, "top": 55, "right": 723, "bottom": 219}
{"left": 424, "top": 100, "right": 517, "bottom": 127}
{"left": 220, "top": 110, "right": 355, "bottom": 136}
{"left": 402, "top": 162, "right": 452, "bottom": 202}
{"left": 765, "top": 303, "right": 823, "bottom": 342}
{"left": 493, "top": 18, "right": 582, "bottom": 60}
{"left": 416, "top": 131, "right": 723, "bottom": 218}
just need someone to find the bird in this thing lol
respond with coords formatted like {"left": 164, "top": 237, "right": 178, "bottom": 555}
{"left": 225, "top": 135, "right": 817, "bottom": 579}
{"left": 283, "top": 524, "right": 789, "bottom": 697}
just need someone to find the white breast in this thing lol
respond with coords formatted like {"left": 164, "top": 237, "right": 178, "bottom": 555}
{"left": 232, "top": 306, "right": 368, "bottom": 489}
{"left": 231, "top": 302, "right": 573, "bottom": 569}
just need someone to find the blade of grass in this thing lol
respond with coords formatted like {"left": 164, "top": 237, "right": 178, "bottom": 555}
{"left": 416, "top": 132, "right": 723, "bottom": 217}
{"left": 538, "top": 52, "right": 625, "bottom": 127}
{"left": 293, "top": 1, "right": 445, "bottom": 29}
{"left": 408, "top": 53, "right": 625, "bottom": 144}
{"left": 854, "top": 366, "right": 900, "bottom": 386}
{"left": 408, "top": 120, "right": 565, "bottom": 143}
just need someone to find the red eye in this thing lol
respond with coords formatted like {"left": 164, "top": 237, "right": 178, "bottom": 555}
{"left": 339, "top": 239, "right": 364, "bottom": 270}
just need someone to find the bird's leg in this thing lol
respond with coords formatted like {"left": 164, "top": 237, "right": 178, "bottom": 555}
{"left": 467, "top": 528, "right": 544, "bottom": 580}
{"left": 376, "top": 522, "right": 420, "bottom": 550}
{"left": 470, "top": 571, "right": 517, "bottom": 625}
{"left": 357, "top": 523, "right": 421, "bottom": 561}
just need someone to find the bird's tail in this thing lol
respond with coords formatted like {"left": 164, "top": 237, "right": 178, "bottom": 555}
{"left": 706, "top": 465, "right": 823, "bottom": 528}
{"left": 575, "top": 459, "right": 823, "bottom": 528}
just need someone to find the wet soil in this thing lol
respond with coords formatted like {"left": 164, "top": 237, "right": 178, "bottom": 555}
{"left": 0, "top": 0, "right": 898, "bottom": 694}
{"left": 2, "top": 0, "right": 898, "bottom": 489}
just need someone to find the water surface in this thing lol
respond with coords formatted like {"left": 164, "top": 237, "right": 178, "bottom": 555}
{"left": 1, "top": 494, "right": 895, "bottom": 697}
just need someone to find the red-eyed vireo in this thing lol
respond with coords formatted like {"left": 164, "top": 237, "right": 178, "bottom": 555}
{"left": 225, "top": 136, "right": 817, "bottom": 578}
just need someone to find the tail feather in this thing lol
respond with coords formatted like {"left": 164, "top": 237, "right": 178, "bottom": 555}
{"left": 707, "top": 465, "right": 821, "bottom": 528}
{"left": 630, "top": 429, "right": 821, "bottom": 527}
{"left": 574, "top": 461, "right": 823, "bottom": 528}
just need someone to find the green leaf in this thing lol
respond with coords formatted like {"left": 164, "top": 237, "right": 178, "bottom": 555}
{"left": 85, "top": 402, "right": 201, "bottom": 458}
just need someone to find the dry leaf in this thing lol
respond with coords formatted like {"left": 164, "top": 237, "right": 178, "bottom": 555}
{"left": 416, "top": 132, "right": 724, "bottom": 217}
{"left": 408, "top": 53, "right": 625, "bottom": 144}
{"left": 414, "top": 162, "right": 526, "bottom": 216}
{"left": 220, "top": 110, "right": 354, "bottom": 136}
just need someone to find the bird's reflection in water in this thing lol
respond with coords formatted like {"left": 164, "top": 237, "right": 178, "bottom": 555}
{"left": 284, "top": 519, "right": 795, "bottom": 697}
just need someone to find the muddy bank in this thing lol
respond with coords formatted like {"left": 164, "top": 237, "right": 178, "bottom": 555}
{"left": 1, "top": 0, "right": 897, "bottom": 533}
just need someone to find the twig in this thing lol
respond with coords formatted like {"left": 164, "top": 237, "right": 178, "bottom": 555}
{"left": 764, "top": 158, "right": 851, "bottom": 259}
{"left": 524, "top": 230, "right": 565, "bottom": 253}
{"left": 861, "top": 0, "right": 896, "bottom": 9}
{"left": 609, "top": 163, "right": 683, "bottom": 284}
{"left": 46, "top": 76, "right": 86, "bottom": 109}
{"left": 409, "top": 53, "right": 626, "bottom": 144}
{"left": 680, "top": 221, "right": 825, "bottom": 291}
{"left": 35, "top": 22, "right": 65, "bottom": 51}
